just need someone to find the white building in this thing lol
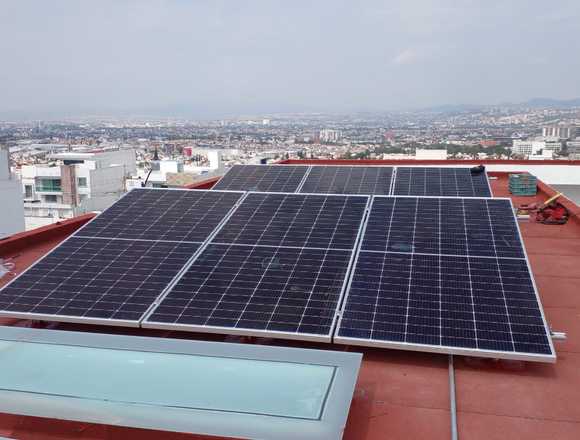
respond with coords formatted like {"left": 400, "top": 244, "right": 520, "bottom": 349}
{"left": 0, "top": 147, "right": 25, "bottom": 238}
{"left": 568, "top": 138, "right": 580, "bottom": 159}
{"left": 20, "top": 149, "right": 136, "bottom": 223}
{"left": 319, "top": 129, "right": 342, "bottom": 143}
{"left": 415, "top": 149, "right": 447, "bottom": 160}
{"left": 542, "top": 124, "right": 576, "bottom": 139}
{"left": 512, "top": 139, "right": 561, "bottom": 158}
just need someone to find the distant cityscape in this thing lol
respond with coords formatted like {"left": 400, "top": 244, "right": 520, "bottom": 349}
{"left": 0, "top": 102, "right": 579, "bottom": 234}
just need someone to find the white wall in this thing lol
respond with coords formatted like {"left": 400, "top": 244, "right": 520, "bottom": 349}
{"left": 0, "top": 150, "right": 25, "bottom": 237}
{"left": 416, "top": 149, "right": 447, "bottom": 160}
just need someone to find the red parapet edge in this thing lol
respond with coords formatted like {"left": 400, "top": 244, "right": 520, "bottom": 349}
{"left": 0, "top": 213, "right": 96, "bottom": 257}
{"left": 278, "top": 158, "right": 580, "bottom": 166}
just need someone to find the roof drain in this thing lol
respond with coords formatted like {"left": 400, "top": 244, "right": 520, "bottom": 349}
{"left": 449, "top": 355, "right": 458, "bottom": 440}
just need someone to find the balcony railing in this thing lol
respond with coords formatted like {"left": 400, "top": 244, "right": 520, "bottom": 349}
{"left": 36, "top": 185, "right": 62, "bottom": 192}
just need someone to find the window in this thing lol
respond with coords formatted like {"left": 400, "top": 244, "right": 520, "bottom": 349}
{"left": 37, "top": 179, "right": 61, "bottom": 192}
{"left": 43, "top": 195, "right": 58, "bottom": 203}
{"left": 24, "top": 185, "right": 33, "bottom": 198}
{"left": 77, "top": 177, "right": 87, "bottom": 188}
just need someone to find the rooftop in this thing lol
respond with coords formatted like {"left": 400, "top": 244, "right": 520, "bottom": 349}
{"left": 1, "top": 160, "right": 579, "bottom": 440}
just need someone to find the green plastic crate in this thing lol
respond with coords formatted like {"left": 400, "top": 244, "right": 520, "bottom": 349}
{"left": 509, "top": 174, "right": 537, "bottom": 195}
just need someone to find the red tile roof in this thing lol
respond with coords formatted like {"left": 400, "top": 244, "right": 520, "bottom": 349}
{"left": 1, "top": 164, "right": 579, "bottom": 440}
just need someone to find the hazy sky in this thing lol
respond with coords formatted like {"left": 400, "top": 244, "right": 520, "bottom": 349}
{"left": 1, "top": 0, "right": 579, "bottom": 119}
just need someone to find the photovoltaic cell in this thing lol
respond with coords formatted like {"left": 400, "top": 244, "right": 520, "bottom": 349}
{"left": 335, "top": 196, "right": 555, "bottom": 362}
{"left": 0, "top": 237, "right": 199, "bottom": 323}
{"left": 212, "top": 165, "right": 309, "bottom": 192}
{"left": 78, "top": 189, "right": 243, "bottom": 242}
{"left": 144, "top": 193, "right": 369, "bottom": 340}
{"left": 393, "top": 167, "right": 491, "bottom": 197}
{"left": 145, "top": 244, "right": 353, "bottom": 338}
{"left": 337, "top": 253, "right": 551, "bottom": 354}
{"left": 212, "top": 193, "right": 368, "bottom": 250}
{"left": 299, "top": 166, "right": 393, "bottom": 195}
{"left": 0, "top": 189, "right": 244, "bottom": 325}
{"left": 361, "top": 197, "right": 525, "bottom": 258}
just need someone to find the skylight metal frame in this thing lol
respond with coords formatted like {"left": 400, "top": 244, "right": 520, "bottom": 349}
{"left": 0, "top": 326, "right": 362, "bottom": 440}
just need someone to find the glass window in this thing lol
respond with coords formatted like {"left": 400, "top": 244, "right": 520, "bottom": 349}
{"left": 43, "top": 194, "right": 58, "bottom": 203}
{"left": 24, "top": 185, "right": 33, "bottom": 198}
{"left": 77, "top": 177, "right": 87, "bottom": 188}
{"left": 37, "top": 179, "right": 62, "bottom": 192}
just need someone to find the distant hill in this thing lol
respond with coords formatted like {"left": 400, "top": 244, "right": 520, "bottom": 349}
{"left": 521, "top": 97, "right": 580, "bottom": 108}
{"left": 420, "top": 98, "right": 580, "bottom": 113}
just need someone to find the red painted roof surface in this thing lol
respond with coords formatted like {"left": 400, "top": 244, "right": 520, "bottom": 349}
{"left": 1, "top": 166, "right": 579, "bottom": 440}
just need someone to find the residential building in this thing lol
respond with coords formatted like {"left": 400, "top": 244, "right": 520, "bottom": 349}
{"left": 542, "top": 123, "right": 576, "bottom": 139}
{"left": 319, "top": 129, "right": 342, "bottom": 143}
{"left": 567, "top": 138, "right": 580, "bottom": 159}
{"left": 20, "top": 149, "right": 136, "bottom": 222}
{"left": 512, "top": 139, "right": 561, "bottom": 158}
{"left": 0, "top": 147, "right": 25, "bottom": 238}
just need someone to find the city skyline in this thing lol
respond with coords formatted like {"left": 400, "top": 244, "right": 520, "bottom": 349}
{"left": 2, "top": 0, "right": 580, "bottom": 119}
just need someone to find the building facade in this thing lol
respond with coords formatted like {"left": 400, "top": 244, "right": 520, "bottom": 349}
{"left": 0, "top": 147, "right": 25, "bottom": 238}
{"left": 542, "top": 124, "right": 577, "bottom": 139}
{"left": 512, "top": 139, "right": 562, "bottom": 158}
{"left": 20, "top": 149, "right": 136, "bottom": 221}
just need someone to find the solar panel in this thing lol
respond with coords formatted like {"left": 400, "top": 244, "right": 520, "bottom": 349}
{"left": 0, "top": 238, "right": 199, "bottom": 324}
{"left": 145, "top": 244, "right": 353, "bottom": 338}
{"left": 361, "top": 197, "right": 525, "bottom": 258}
{"left": 299, "top": 166, "right": 394, "bottom": 195}
{"left": 143, "top": 193, "right": 369, "bottom": 341}
{"left": 212, "top": 165, "right": 309, "bottom": 192}
{"left": 0, "top": 189, "right": 245, "bottom": 326}
{"left": 212, "top": 193, "right": 368, "bottom": 249}
{"left": 392, "top": 167, "right": 491, "bottom": 197}
{"left": 77, "top": 189, "right": 243, "bottom": 242}
{"left": 335, "top": 196, "right": 555, "bottom": 362}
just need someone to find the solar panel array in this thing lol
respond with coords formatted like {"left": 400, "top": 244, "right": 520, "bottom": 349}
{"left": 212, "top": 165, "right": 309, "bottom": 192}
{"left": 0, "top": 189, "right": 244, "bottom": 325}
{"left": 143, "top": 193, "right": 369, "bottom": 341}
{"left": 299, "top": 166, "right": 393, "bottom": 195}
{"left": 335, "top": 196, "right": 554, "bottom": 361}
{"left": 212, "top": 164, "right": 491, "bottom": 197}
{"left": 0, "top": 165, "right": 555, "bottom": 361}
{"left": 392, "top": 167, "right": 491, "bottom": 197}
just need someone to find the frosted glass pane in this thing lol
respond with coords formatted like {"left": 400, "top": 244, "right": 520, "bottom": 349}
{"left": 0, "top": 340, "right": 335, "bottom": 420}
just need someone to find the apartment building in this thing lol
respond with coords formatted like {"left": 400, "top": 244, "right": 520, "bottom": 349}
{"left": 21, "top": 149, "right": 136, "bottom": 221}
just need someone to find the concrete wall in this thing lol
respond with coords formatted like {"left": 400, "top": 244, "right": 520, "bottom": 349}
{"left": 94, "top": 149, "right": 137, "bottom": 174}
{"left": 88, "top": 166, "right": 126, "bottom": 211}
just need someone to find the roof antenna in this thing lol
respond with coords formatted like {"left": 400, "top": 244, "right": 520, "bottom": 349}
{"left": 143, "top": 147, "right": 160, "bottom": 187}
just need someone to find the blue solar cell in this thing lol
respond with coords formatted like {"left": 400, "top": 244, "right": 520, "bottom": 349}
{"left": 393, "top": 167, "right": 491, "bottom": 197}
{"left": 337, "top": 251, "right": 552, "bottom": 357}
{"left": 336, "top": 195, "right": 554, "bottom": 361}
{"left": 0, "top": 237, "right": 199, "bottom": 322}
{"left": 145, "top": 244, "right": 353, "bottom": 338}
{"left": 212, "top": 165, "right": 309, "bottom": 192}
{"left": 78, "top": 189, "right": 243, "bottom": 242}
{"left": 361, "top": 197, "right": 525, "bottom": 259}
{"left": 299, "top": 166, "right": 393, "bottom": 195}
{"left": 213, "top": 193, "right": 368, "bottom": 250}
{"left": 0, "top": 189, "right": 244, "bottom": 325}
